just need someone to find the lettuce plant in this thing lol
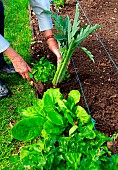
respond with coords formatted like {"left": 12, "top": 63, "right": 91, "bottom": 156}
{"left": 51, "top": 4, "right": 100, "bottom": 86}
{"left": 11, "top": 88, "right": 117, "bottom": 169}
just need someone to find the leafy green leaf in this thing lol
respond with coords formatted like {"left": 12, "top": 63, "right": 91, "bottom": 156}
{"left": 57, "top": 99, "right": 74, "bottom": 124}
{"left": 19, "top": 106, "right": 41, "bottom": 117}
{"left": 79, "top": 46, "right": 94, "bottom": 62}
{"left": 80, "top": 126, "right": 96, "bottom": 139}
{"left": 69, "top": 125, "right": 78, "bottom": 136}
{"left": 71, "top": 4, "right": 80, "bottom": 38}
{"left": 43, "top": 88, "right": 63, "bottom": 104}
{"left": 43, "top": 93, "right": 55, "bottom": 109}
{"left": 20, "top": 149, "right": 30, "bottom": 160}
{"left": 74, "top": 25, "right": 101, "bottom": 47}
{"left": 9, "top": 155, "right": 20, "bottom": 164}
{"left": 12, "top": 116, "right": 45, "bottom": 141}
{"left": 28, "top": 72, "right": 33, "bottom": 79}
{"left": 31, "top": 56, "right": 56, "bottom": 83}
{"left": 46, "top": 109, "right": 64, "bottom": 126}
{"left": 76, "top": 106, "right": 91, "bottom": 124}
{"left": 44, "top": 120, "right": 64, "bottom": 134}
{"left": 67, "top": 90, "right": 81, "bottom": 110}
{"left": 43, "top": 95, "right": 64, "bottom": 126}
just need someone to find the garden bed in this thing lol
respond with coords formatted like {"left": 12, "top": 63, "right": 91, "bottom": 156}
{"left": 29, "top": 0, "right": 118, "bottom": 153}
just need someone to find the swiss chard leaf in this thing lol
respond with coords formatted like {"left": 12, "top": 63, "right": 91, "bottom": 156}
{"left": 43, "top": 88, "right": 63, "bottom": 104}
{"left": 46, "top": 109, "right": 64, "bottom": 126}
{"left": 79, "top": 126, "right": 96, "bottom": 139}
{"left": 19, "top": 106, "right": 43, "bottom": 117}
{"left": 12, "top": 116, "right": 45, "bottom": 141}
{"left": 67, "top": 90, "right": 81, "bottom": 110}
{"left": 43, "top": 93, "right": 64, "bottom": 126}
{"left": 76, "top": 105, "right": 91, "bottom": 124}
{"left": 69, "top": 125, "right": 78, "bottom": 136}
{"left": 44, "top": 120, "right": 65, "bottom": 135}
{"left": 57, "top": 99, "right": 74, "bottom": 124}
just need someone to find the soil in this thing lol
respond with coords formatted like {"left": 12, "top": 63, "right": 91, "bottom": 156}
{"left": 29, "top": 0, "right": 118, "bottom": 153}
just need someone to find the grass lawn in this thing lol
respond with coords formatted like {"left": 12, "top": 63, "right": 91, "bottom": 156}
{"left": 0, "top": 0, "right": 35, "bottom": 168}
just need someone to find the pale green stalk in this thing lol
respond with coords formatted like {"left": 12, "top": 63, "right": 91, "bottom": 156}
{"left": 52, "top": 38, "right": 75, "bottom": 86}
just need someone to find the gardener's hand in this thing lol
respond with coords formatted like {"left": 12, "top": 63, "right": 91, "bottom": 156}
{"left": 12, "top": 57, "right": 32, "bottom": 81}
{"left": 43, "top": 30, "right": 62, "bottom": 66}
{"left": 4, "top": 46, "right": 32, "bottom": 81}
{"left": 47, "top": 37, "right": 62, "bottom": 66}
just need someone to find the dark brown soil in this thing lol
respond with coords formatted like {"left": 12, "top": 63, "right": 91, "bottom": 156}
{"left": 29, "top": 0, "right": 118, "bottom": 153}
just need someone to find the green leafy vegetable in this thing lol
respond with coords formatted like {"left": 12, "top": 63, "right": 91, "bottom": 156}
{"left": 31, "top": 56, "right": 56, "bottom": 83}
{"left": 12, "top": 116, "right": 45, "bottom": 141}
{"left": 69, "top": 125, "right": 78, "bottom": 136}
{"left": 11, "top": 88, "right": 117, "bottom": 169}
{"left": 51, "top": 4, "right": 101, "bottom": 86}
{"left": 52, "top": 0, "right": 65, "bottom": 10}
{"left": 76, "top": 105, "right": 91, "bottom": 124}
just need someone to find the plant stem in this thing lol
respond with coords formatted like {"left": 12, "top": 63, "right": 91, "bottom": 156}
{"left": 52, "top": 38, "right": 75, "bottom": 86}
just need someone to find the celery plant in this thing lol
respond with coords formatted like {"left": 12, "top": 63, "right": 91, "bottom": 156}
{"left": 52, "top": 4, "right": 100, "bottom": 86}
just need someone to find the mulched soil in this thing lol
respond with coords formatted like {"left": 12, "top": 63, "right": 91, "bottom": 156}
{"left": 29, "top": 0, "right": 118, "bottom": 153}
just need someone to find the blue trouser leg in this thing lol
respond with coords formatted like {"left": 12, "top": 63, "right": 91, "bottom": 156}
{"left": 0, "top": 1, "right": 5, "bottom": 62}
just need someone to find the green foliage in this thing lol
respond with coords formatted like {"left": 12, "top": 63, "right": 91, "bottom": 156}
{"left": 30, "top": 56, "right": 56, "bottom": 83}
{"left": 10, "top": 88, "right": 117, "bottom": 169}
{"left": 12, "top": 116, "right": 45, "bottom": 141}
{"left": 51, "top": 4, "right": 100, "bottom": 86}
{"left": 51, "top": 0, "right": 65, "bottom": 9}
{"left": 29, "top": 56, "right": 69, "bottom": 83}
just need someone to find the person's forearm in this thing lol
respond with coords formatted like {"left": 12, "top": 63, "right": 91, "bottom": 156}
{"left": 3, "top": 46, "right": 20, "bottom": 62}
{"left": 3, "top": 46, "right": 32, "bottom": 80}
{"left": 43, "top": 29, "right": 54, "bottom": 39}
{"left": 43, "top": 30, "right": 62, "bottom": 65}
